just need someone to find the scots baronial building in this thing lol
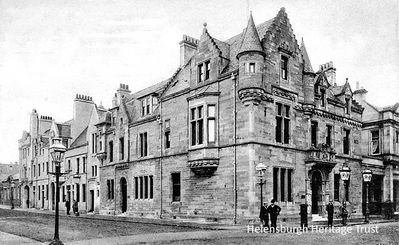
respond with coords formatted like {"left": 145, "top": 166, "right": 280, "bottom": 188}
{"left": 11, "top": 8, "right": 399, "bottom": 223}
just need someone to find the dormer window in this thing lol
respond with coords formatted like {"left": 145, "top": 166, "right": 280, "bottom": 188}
{"left": 198, "top": 60, "right": 210, "bottom": 83}
{"left": 141, "top": 97, "right": 152, "bottom": 116}
{"left": 281, "top": 56, "right": 288, "bottom": 80}
{"left": 320, "top": 89, "right": 326, "bottom": 107}
{"left": 205, "top": 61, "right": 210, "bottom": 80}
{"left": 345, "top": 98, "right": 350, "bottom": 114}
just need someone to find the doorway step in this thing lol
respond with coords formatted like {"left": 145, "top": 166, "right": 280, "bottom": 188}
{"left": 311, "top": 214, "right": 327, "bottom": 221}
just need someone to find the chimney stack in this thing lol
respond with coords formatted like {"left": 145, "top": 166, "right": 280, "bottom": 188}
{"left": 179, "top": 35, "right": 198, "bottom": 67}
{"left": 319, "top": 61, "right": 336, "bottom": 86}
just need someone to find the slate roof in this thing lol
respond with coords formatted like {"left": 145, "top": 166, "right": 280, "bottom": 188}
{"left": 224, "top": 18, "right": 275, "bottom": 71}
{"left": 300, "top": 38, "right": 314, "bottom": 72}
{"left": 237, "top": 12, "right": 264, "bottom": 58}
{"left": 57, "top": 123, "right": 71, "bottom": 138}
{"left": 70, "top": 126, "right": 88, "bottom": 148}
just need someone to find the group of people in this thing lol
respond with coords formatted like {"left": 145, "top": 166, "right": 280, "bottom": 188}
{"left": 259, "top": 199, "right": 282, "bottom": 229}
{"left": 65, "top": 198, "right": 79, "bottom": 216}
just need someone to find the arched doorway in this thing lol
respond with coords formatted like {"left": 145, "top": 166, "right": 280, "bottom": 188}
{"left": 120, "top": 177, "right": 127, "bottom": 213}
{"left": 24, "top": 186, "right": 30, "bottom": 208}
{"left": 311, "top": 171, "right": 323, "bottom": 214}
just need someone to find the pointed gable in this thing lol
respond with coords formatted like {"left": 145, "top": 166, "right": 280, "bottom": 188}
{"left": 237, "top": 12, "right": 265, "bottom": 58}
{"left": 300, "top": 38, "right": 314, "bottom": 72}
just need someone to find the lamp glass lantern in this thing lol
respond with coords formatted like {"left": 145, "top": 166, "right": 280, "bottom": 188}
{"left": 362, "top": 169, "right": 372, "bottom": 183}
{"left": 340, "top": 162, "right": 351, "bottom": 181}
{"left": 50, "top": 138, "right": 66, "bottom": 164}
{"left": 256, "top": 162, "right": 267, "bottom": 177}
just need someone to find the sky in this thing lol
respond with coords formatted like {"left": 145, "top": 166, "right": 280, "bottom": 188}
{"left": 0, "top": 0, "right": 398, "bottom": 163}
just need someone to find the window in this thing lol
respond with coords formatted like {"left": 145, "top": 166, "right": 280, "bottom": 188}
{"left": 320, "top": 89, "right": 326, "bottom": 107}
{"left": 82, "top": 184, "right": 86, "bottom": 202}
{"left": 119, "top": 137, "right": 124, "bottom": 160}
{"left": 190, "top": 106, "right": 204, "bottom": 146}
{"left": 112, "top": 117, "right": 116, "bottom": 126}
{"left": 146, "top": 97, "right": 150, "bottom": 115}
{"left": 38, "top": 164, "right": 41, "bottom": 176}
{"left": 68, "top": 160, "right": 71, "bottom": 171}
{"left": 152, "top": 97, "right": 158, "bottom": 112}
{"left": 326, "top": 125, "right": 332, "bottom": 146}
{"left": 46, "top": 162, "right": 49, "bottom": 173}
{"left": 172, "top": 173, "right": 181, "bottom": 202}
{"left": 273, "top": 167, "right": 293, "bottom": 202}
{"left": 150, "top": 176, "right": 153, "bottom": 199}
{"left": 281, "top": 56, "right": 288, "bottom": 80}
{"left": 141, "top": 97, "right": 152, "bottom": 116}
{"left": 144, "top": 176, "right": 148, "bottom": 199}
{"left": 345, "top": 98, "right": 350, "bottom": 114}
{"left": 83, "top": 157, "right": 86, "bottom": 173}
{"left": 38, "top": 186, "right": 41, "bottom": 200}
{"left": 249, "top": 63, "right": 255, "bottom": 73}
{"left": 140, "top": 177, "right": 143, "bottom": 199}
{"left": 343, "top": 129, "right": 350, "bottom": 154}
{"left": 62, "top": 186, "right": 65, "bottom": 202}
{"left": 120, "top": 118, "right": 123, "bottom": 126}
{"left": 205, "top": 61, "right": 210, "bottom": 80}
{"left": 92, "top": 134, "right": 95, "bottom": 153}
{"left": 46, "top": 184, "right": 48, "bottom": 200}
{"left": 165, "top": 120, "right": 171, "bottom": 149}
{"left": 208, "top": 105, "right": 216, "bottom": 143}
{"left": 76, "top": 158, "right": 80, "bottom": 174}
{"left": 371, "top": 130, "right": 380, "bottom": 155}
{"left": 139, "top": 133, "right": 148, "bottom": 157}
{"left": 275, "top": 103, "right": 290, "bottom": 144}
{"left": 311, "top": 121, "right": 318, "bottom": 147}
{"left": 334, "top": 174, "right": 340, "bottom": 201}
{"left": 135, "top": 177, "right": 139, "bottom": 199}
{"left": 95, "top": 135, "right": 98, "bottom": 153}
{"left": 134, "top": 175, "right": 154, "bottom": 200}
{"left": 76, "top": 184, "right": 80, "bottom": 202}
{"left": 107, "top": 179, "right": 114, "bottom": 199}
{"left": 109, "top": 141, "right": 113, "bottom": 162}
{"left": 198, "top": 63, "right": 204, "bottom": 83}
{"left": 33, "top": 165, "right": 35, "bottom": 177}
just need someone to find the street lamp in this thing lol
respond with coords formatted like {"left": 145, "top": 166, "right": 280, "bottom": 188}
{"left": 339, "top": 162, "right": 351, "bottom": 226}
{"left": 256, "top": 163, "right": 267, "bottom": 211}
{"left": 362, "top": 168, "right": 372, "bottom": 223}
{"left": 49, "top": 138, "right": 66, "bottom": 245}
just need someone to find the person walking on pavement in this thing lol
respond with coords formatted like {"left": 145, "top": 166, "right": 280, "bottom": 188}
{"left": 326, "top": 200, "right": 334, "bottom": 227}
{"left": 65, "top": 198, "right": 70, "bottom": 215}
{"left": 266, "top": 199, "right": 281, "bottom": 231}
{"left": 259, "top": 202, "right": 269, "bottom": 228}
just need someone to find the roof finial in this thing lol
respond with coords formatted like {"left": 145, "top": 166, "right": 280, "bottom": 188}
{"left": 203, "top": 22, "right": 207, "bottom": 28}
{"left": 346, "top": 78, "right": 348, "bottom": 83}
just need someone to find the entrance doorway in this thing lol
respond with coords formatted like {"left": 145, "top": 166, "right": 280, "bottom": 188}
{"left": 120, "top": 177, "right": 127, "bottom": 213}
{"left": 24, "top": 186, "right": 30, "bottom": 208}
{"left": 90, "top": 190, "right": 95, "bottom": 212}
{"left": 311, "top": 171, "right": 322, "bottom": 214}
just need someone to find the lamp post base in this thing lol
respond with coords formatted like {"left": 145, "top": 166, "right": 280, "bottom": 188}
{"left": 49, "top": 239, "right": 64, "bottom": 245}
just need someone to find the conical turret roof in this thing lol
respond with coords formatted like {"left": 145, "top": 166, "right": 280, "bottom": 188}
{"left": 300, "top": 38, "right": 314, "bottom": 72}
{"left": 237, "top": 12, "right": 265, "bottom": 58}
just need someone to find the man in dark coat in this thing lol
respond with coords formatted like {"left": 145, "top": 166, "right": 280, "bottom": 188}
{"left": 73, "top": 199, "right": 79, "bottom": 216}
{"left": 326, "top": 200, "right": 334, "bottom": 227}
{"left": 65, "top": 198, "right": 70, "bottom": 215}
{"left": 259, "top": 202, "right": 269, "bottom": 228}
{"left": 266, "top": 199, "right": 281, "bottom": 231}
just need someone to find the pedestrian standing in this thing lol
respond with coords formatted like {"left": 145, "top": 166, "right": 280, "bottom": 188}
{"left": 259, "top": 202, "right": 269, "bottom": 228}
{"left": 73, "top": 199, "right": 79, "bottom": 216}
{"left": 65, "top": 198, "right": 70, "bottom": 215}
{"left": 326, "top": 200, "right": 334, "bottom": 227}
{"left": 266, "top": 199, "right": 281, "bottom": 231}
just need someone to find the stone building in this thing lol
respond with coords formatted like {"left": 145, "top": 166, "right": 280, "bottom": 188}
{"left": 96, "top": 8, "right": 369, "bottom": 223}
{"left": 17, "top": 95, "right": 98, "bottom": 214}
{"left": 354, "top": 84, "right": 399, "bottom": 213}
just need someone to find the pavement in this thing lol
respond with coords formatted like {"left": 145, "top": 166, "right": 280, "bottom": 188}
{"left": 0, "top": 231, "right": 45, "bottom": 245}
{"left": 1, "top": 204, "right": 399, "bottom": 245}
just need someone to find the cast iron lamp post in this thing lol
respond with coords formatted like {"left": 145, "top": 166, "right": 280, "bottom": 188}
{"left": 256, "top": 163, "right": 267, "bottom": 211}
{"left": 362, "top": 168, "right": 372, "bottom": 223}
{"left": 339, "top": 162, "right": 351, "bottom": 226}
{"left": 48, "top": 138, "right": 66, "bottom": 245}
